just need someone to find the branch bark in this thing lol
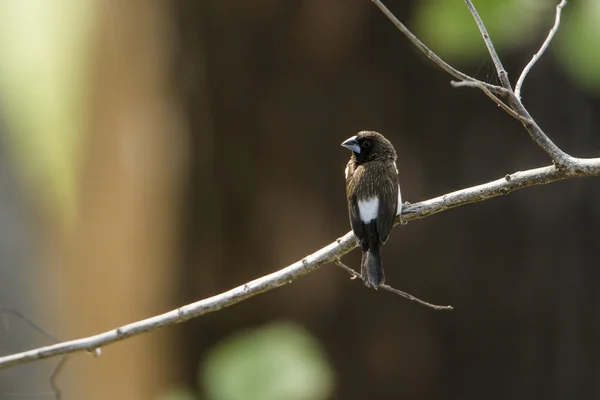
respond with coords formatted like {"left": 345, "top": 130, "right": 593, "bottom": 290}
{"left": 463, "top": 0, "right": 512, "bottom": 90}
{"left": 370, "top": 0, "right": 506, "bottom": 96}
{"left": 459, "top": 0, "right": 572, "bottom": 166}
{"left": 0, "top": 0, "right": 591, "bottom": 373}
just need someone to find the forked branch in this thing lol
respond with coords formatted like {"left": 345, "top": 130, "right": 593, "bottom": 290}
{"left": 372, "top": 0, "right": 573, "bottom": 166}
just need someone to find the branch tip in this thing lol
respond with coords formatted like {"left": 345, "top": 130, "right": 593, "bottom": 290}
{"left": 515, "top": 0, "right": 568, "bottom": 98}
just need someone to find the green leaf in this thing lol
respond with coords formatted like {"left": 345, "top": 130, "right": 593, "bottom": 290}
{"left": 200, "top": 321, "right": 335, "bottom": 400}
{"left": 555, "top": 1, "right": 600, "bottom": 93}
{"left": 412, "top": 0, "right": 531, "bottom": 60}
{"left": 157, "top": 386, "right": 199, "bottom": 400}
{"left": 411, "top": 0, "right": 600, "bottom": 94}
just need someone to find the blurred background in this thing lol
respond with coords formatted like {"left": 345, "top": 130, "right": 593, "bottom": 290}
{"left": 0, "top": 0, "right": 599, "bottom": 399}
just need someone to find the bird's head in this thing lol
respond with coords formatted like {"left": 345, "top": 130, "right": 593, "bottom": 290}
{"left": 341, "top": 131, "right": 397, "bottom": 164}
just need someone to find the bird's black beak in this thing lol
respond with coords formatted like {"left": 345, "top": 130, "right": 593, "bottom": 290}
{"left": 341, "top": 136, "right": 360, "bottom": 154}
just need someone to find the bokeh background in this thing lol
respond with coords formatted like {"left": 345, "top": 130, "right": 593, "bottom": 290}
{"left": 0, "top": 0, "right": 599, "bottom": 399}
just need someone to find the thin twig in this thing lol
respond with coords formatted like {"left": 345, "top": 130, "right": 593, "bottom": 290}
{"left": 0, "top": 306, "right": 59, "bottom": 342}
{"left": 1, "top": 306, "right": 67, "bottom": 400}
{"left": 334, "top": 260, "right": 453, "bottom": 310}
{"left": 463, "top": 0, "right": 512, "bottom": 90}
{"left": 335, "top": 259, "right": 361, "bottom": 279}
{"left": 515, "top": 0, "right": 568, "bottom": 98}
{"left": 451, "top": 81, "right": 525, "bottom": 122}
{"left": 370, "top": 0, "right": 505, "bottom": 95}
{"left": 50, "top": 356, "right": 68, "bottom": 400}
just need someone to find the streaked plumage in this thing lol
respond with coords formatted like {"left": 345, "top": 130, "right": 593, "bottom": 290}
{"left": 342, "top": 131, "right": 402, "bottom": 288}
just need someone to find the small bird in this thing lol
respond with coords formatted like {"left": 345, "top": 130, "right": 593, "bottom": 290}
{"left": 341, "top": 131, "right": 402, "bottom": 289}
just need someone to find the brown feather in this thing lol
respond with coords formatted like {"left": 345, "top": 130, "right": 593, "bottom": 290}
{"left": 342, "top": 131, "right": 401, "bottom": 288}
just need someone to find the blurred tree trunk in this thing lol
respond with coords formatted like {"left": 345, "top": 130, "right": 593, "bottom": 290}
{"left": 58, "top": 1, "right": 186, "bottom": 399}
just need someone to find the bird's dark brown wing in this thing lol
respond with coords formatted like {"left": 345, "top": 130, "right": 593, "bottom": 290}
{"left": 347, "top": 193, "right": 363, "bottom": 240}
{"left": 345, "top": 160, "right": 363, "bottom": 240}
{"left": 375, "top": 167, "right": 399, "bottom": 244}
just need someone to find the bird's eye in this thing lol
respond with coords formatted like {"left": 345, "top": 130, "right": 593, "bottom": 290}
{"left": 362, "top": 140, "right": 371, "bottom": 148}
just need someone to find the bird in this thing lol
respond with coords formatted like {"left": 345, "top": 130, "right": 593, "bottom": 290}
{"left": 341, "top": 131, "right": 402, "bottom": 289}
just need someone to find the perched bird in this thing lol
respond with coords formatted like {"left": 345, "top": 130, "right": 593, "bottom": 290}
{"left": 341, "top": 131, "right": 402, "bottom": 289}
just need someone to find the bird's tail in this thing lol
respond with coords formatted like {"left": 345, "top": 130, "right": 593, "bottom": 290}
{"left": 361, "top": 243, "right": 384, "bottom": 289}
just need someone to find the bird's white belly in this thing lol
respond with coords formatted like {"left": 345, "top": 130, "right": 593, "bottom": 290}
{"left": 358, "top": 197, "right": 379, "bottom": 223}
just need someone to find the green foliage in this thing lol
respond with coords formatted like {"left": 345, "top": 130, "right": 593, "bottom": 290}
{"left": 412, "top": 0, "right": 533, "bottom": 59}
{"left": 556, "top": 1, "right": 600, "bottom": 93}
{"left": 412, "top": 0, "right": 600, "bottom": 94}
{"left": 200, "top": 321, "right": 335, "bottom": 400}
{"left": 158, "top": 387, "right": 200, "bottom": 400}
{"left": 0, "top": 0, "right": 95, "bottom": 225}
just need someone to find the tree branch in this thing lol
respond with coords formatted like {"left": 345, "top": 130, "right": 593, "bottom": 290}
{"left": 463, "top": 0, "right": 512, "bottom": 89}
{"left": 374, "top": 0, "right": 572, "bottom": 166}
{"left": 515, "top": 0, "right": 568, "bottom": 99}
{"left": 450, "top": 80, "right": 524, "bottom": 121}
{"left": 460, "top": 0, "right": 573, "bottom": 166}
{"left": 370, "top": 0, "right": 506, "bottom": 96}
{"left": 2, "top": 157, "right": 600, "bottom": 371}
{"left": 508, "top": 97, "right": 572, "bottom": 166}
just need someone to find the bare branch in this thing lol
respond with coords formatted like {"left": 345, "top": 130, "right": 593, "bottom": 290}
{"left": 451, "top": 82, "right": 568, "bottom": 167}
{"left": 334, "top": 260, "right": 453, "bottom": 310}
{"left": 461, "top": 0, "right": 572, "bottom": 165}
{"left": 374, "top": 0, "right": 572, "bottom": 166}
{"left": 1, "top": 156, "right": 600, "bottom": 371}
{"left": 50, "top": 356, "right": 68, "bottom": 400}
{"left": 370, "top": 0, "right": 505, "bottom": 95}
{"left": 0, "top": 306, "right": 59, "bottom": 342}
{"left": 507, "top": 97, "right": 572, "bottom": 165}
{"left": 463, "top": 0, "right": 512, "bottom": 89}
{"left": 400, "top": 161, "right": 600, "bottom": 220}
{"left": 335, "top": 259, "right": 361, "bottom": 279}
{"left": 451, "top": 80, "right": 525, "bottom": 121}
{"left": 515, "top": 0, "right": 568, "bottom": 98}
